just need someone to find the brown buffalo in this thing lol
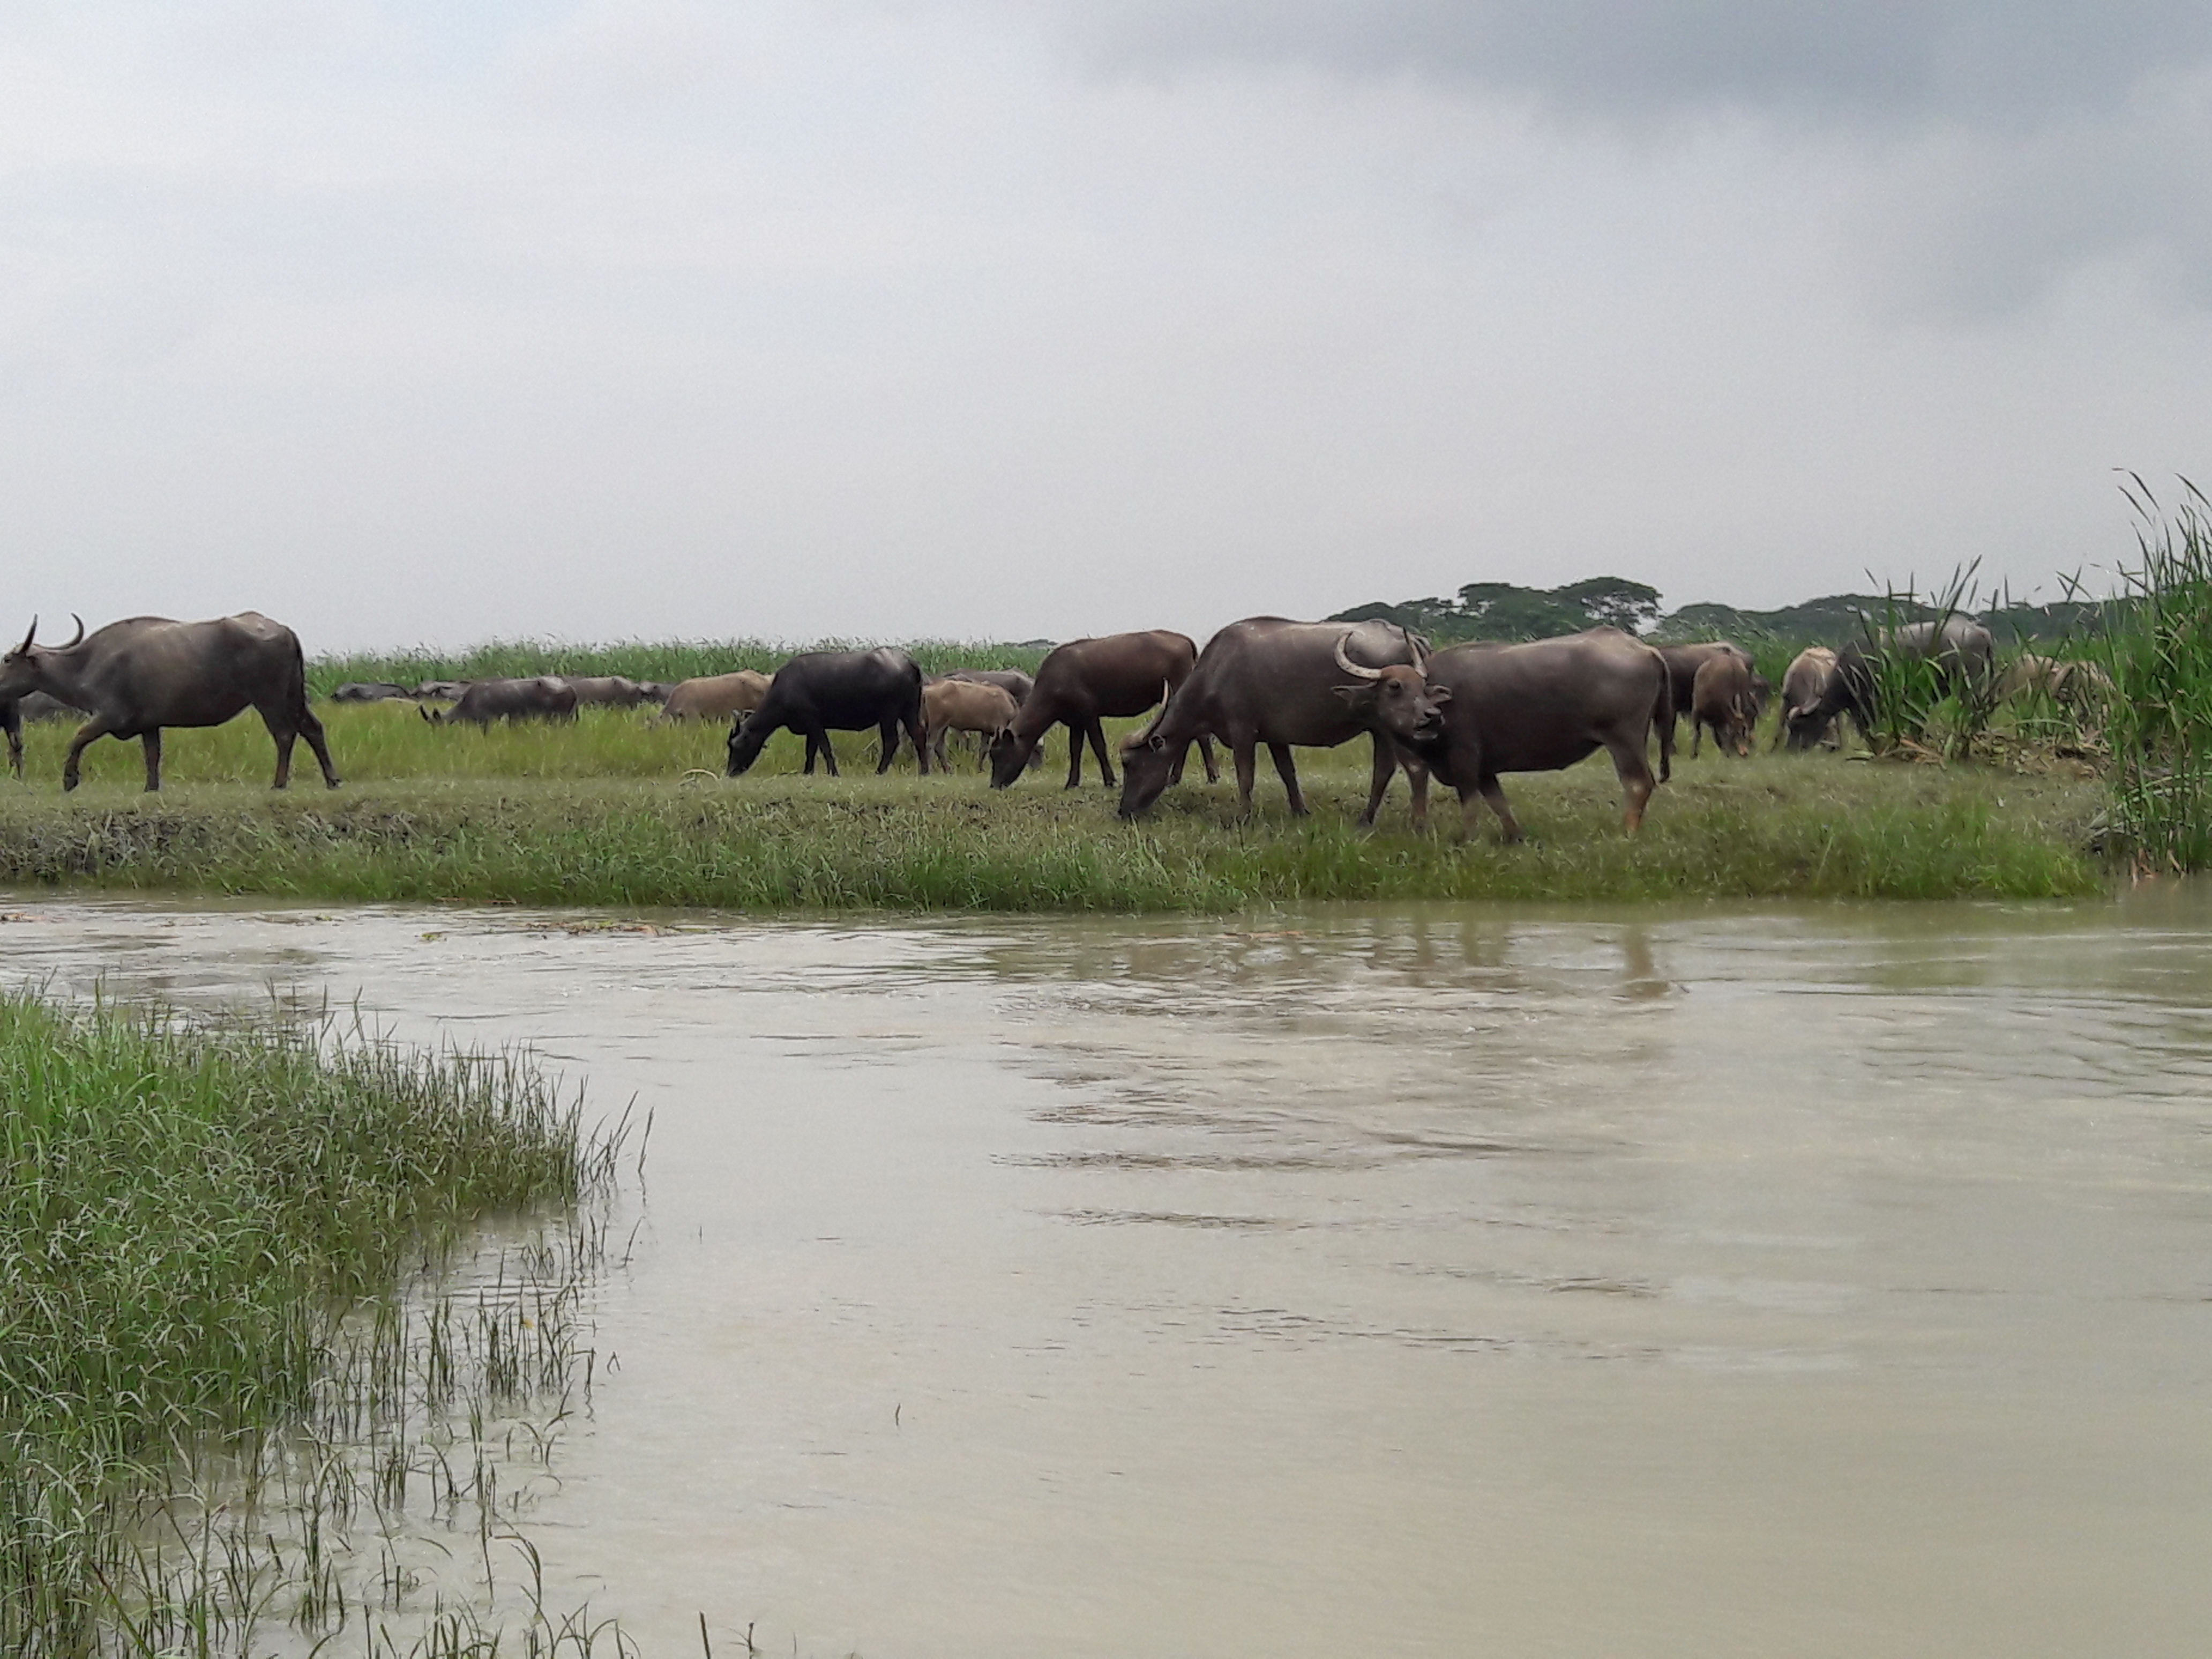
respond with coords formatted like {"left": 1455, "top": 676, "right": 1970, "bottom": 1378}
{"left": 0, "top": 612, "right": 340, "bottom": 793}
{"left": 922, "top": 678, "right": 1021, "bottom": 770}
{"left": 654, "top": 671, "right": 772, "bottom": 723}
{"left": 1657, "top": 642, "right": 1755, "bottom": 734}
{"left": 1690, "top": 653, "right": 1755, "bottom": 758}
{"left": 1115, "top": 618, "right": 1441, "bottom": 823}
{"left": 989, "top": 630, "right": 1219, "bottom": 790}
{"left": 1394, "top": 627, "right": 1672, "bottom": 841}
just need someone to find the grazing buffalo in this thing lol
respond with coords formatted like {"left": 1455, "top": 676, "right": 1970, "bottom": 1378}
{"left": 413, "top": 679, "right": 469, "bottom": 701}
{"left": 940, "top": 668, "right": 1035, "bottom": 705}
{"left": 1813, "top": 618, "right": 1996, "bottom": 743}
{"left": 1998, "top": 653, "right": 2113, "bottom": 708}
{"left": 922, "top": 678, "right": 1021, "bottom": 770}
{"left": 989, "top": 631, "right": 1217, "bottom": 790}
{"left": 653, "top": 670, "right": 772, "bottom": 723}
{"left": 1394, "top": 627, "right": 1673, "bottom": 841}
{"left": 1657, "top": 642, "right": 1755, "bottom": 735}
{"left": 1115, "top": 618, "right": 1441, "bottom": 824}
{"left": 1690, "top": 653, "right": 1756, "bottom": 758}
{"left": 0, "top": 612, "right": 340, "bottom": 793}
{"left": 726, "top": 649, "right": 928, "bottom": 777}
{"left": 1777, "top": 647, "right": 1841, "bottom": 750}
{"left": 330, "top": 681, "right": 414, "bottom": 703}
{"left": 562, "top": 675, "right": 659, "bottom": 708}
{"left": 421, "top": 677, "right": 578, "bottom": 726}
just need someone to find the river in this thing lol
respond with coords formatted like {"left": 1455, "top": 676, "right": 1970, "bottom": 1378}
{"left": 6, "top": 891, "right": 2211, "bottom": 1656}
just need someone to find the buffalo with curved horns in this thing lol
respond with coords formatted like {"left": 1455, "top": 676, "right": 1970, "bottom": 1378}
{"left": 1116, "top": 618, "right": 1441, "bottom": 824}
{"left": 0, "top": 612, "right": 339, "bottom": 793}
{"left": 1394, "top": 627, "right": 1673, "bottom": 841}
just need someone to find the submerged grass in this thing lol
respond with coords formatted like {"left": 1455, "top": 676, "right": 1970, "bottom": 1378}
{"left": 0, "top": 989, "right": 622, "bottom": 1654}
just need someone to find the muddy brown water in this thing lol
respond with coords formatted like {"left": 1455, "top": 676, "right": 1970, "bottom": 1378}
{"left": 7, "top": 891, "right": 2212, "bottom": 1656}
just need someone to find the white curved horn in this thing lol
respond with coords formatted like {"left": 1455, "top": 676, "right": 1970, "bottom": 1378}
{"left": 1334, "top": 632, "right": 1385, "bottom": 681}
{"left": 1403, "top": 626, "right": 1429, "bottom": 671}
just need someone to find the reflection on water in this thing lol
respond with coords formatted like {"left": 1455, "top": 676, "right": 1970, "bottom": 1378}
{"left": 8, "top": 890, "right": 2212, "bottom": 1657}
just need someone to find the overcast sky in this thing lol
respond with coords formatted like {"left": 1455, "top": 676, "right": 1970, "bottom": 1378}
{"left": 4, "top": 1, "right": 2210, "bottom": 652}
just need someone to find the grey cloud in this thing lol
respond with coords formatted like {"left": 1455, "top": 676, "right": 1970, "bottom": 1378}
{"left": 1025, "top": 2, "right": 2212, "bottom": 129}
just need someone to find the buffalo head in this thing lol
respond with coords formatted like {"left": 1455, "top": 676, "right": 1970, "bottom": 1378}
{"left": 1329, "top": 633, "right": 1448, "bottom": 741}
{"left": 0, "top": 614, "right": 84, "bottom": 700}
{"left": 1115, "top": 729, "right": 1185, "bottom": 818}
{"left": 725, "top": 708, "right": 768, "bottom": 776}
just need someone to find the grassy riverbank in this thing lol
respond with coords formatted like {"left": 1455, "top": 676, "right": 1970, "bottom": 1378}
{"left": 0, "top": 990, "right": 608, "bottom": 1653}
{"left": 0, "top": 720, "right": 2107, "bottom": 906}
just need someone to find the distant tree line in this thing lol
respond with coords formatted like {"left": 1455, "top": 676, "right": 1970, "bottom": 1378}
{"left": 1329, "top": 578, "right": 2119, "bottom": 648}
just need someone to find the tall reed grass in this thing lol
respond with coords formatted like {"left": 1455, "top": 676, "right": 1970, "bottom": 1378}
{"left": 2074, "top": 479, "right": 2212, "bottom": 871}
{"left": 309, "top": 638, "right": 1048, "bottom": 697}
{"left": 0, "top": 990, "right": 625, "bottom": 1655}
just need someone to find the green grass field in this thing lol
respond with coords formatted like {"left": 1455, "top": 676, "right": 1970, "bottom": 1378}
{"left": 0, "top": 699, "right": 2107, "bottom": 907}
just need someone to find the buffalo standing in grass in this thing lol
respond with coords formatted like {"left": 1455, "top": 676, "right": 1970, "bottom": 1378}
{"left": 0, "top": 612, "right": 340, "bottom": 793}
{"left": 562, "top": 676, "right": 659, "bottom": 708}
{"left": 653, "top": 670, "right": 772, "bottom": 723}
{"left": 1393, "top": 628, "right": 1673, "bottom": 841}
{"left": 989, "top": 631, "right": 1217, "bottom": 790}
{"left": 726, "top": 648, "right": 929, "bottom": 777}
{"left": 1657, "top": 642, "right": 1754, "bottom": 736}
{"left": 421, "top": 677, "right": 579, "bottom": 726}
{"left": 1115, "top": 618, "right": 1443, "bottom": 824}
{"left": 330, "top": 681, "right": 414, "bottom": 703}
{"left": 1690, "top": 653, "right": 1757, "bottom": 758}
{"left": 1777, "top": 647, "right": 1842, "bottom": 750}
{"left": 1810, "top": 618, "right": 1996, "bottom": 745}
{"left": 922, "top": 678, "right": 1021, "bottom": 771}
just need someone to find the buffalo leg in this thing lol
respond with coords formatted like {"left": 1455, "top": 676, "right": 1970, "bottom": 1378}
{"left": 61, "top": 719, "right": 117, "bottom": 793}
{"left": 1406, "top": 758, "right": 1431, "bottom": 831}
{"left": 1196, "top": 735, "right": 1221, "bottom": 783}
{"left": 141, "top": 729, "right": 163, "bottom": 792}
{"left": 1476, "top": 777, "right": 1523, "bottom": 842}
{"left": 4, "top": 724, "right": 19, "bottom": 781}
{"left": 271, "top": 727, "right": 296, "bottom": 788}
{"left": 1604, "top": 739, "right": 1658, "bottom": 832}
{"left": 296, "top": 706, "right": 340, "bottom": 788}
{"left": 1231, "top": 739, "right": 1259, "bottom": 816}
{"left": 1359, "top": 733, "right": 1395, "bottom": 826}
{"left": 817, "top": 730, "right": 840, "bottom": 776}
{"left": 1267, "top": 742, "right": 1306, "bottom": 815}
{"left": 1064, "top": 721, "right": 1084, "bottom": 789}
{"left": 1085, "top": 719, "right": 1116, "bottom": 788}
{"left": 905, "top": 712, "right": 930, "bottom": 776}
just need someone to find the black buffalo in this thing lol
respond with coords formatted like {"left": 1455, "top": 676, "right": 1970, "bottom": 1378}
{"left": 726, "top": 649, "right": 929, "bottom": 777}
{"left": 0, "top": 612, "right": 339, "bottom": 793}
{"left": 420, "top": 677, "right": 579, "bottom": 726}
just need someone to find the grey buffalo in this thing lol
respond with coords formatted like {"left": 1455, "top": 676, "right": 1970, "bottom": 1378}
{"left": 1394, "top": 627, "right": 1673, "bottom": 841}
{"left": 1777, "top": 647, "right": 1841, "bottom": 750}
{"left": 420, "top": 677, "right": 579, "bottom": 726}
{"left": 989, "top": 631, "right": 1218, "bottom": 790}
{"left": 1115, "top": 618, "right": 1443, "bottom": 824}
{"left": 0, "top": 612, "right": 340, "bottom": 793}
{"left": 1690, "top": 653, "right": 1756, "bottom": 758}
{"left": 562, "top": 676, "right": 659, "bottom": 708}
{"left": 725, "top": 648, "right": 929, "bottom": 777}
{"left": 1812, "top": 618, "right": 1996, "bottom": 743}
{"left": 329, "top": 681, "right": 414, "bottom": 703}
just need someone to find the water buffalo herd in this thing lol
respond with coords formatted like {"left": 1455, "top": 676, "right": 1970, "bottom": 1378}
{"left": 0, "top": 607, "right": 2107, "bottom": 837}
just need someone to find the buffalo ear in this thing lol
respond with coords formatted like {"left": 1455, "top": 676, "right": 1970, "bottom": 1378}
{"left": 1331, "top": 684, "right": 1369, "bottom": 705}
{"left": 1426, "top": 685, "right": 1453, "bottom": 705}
